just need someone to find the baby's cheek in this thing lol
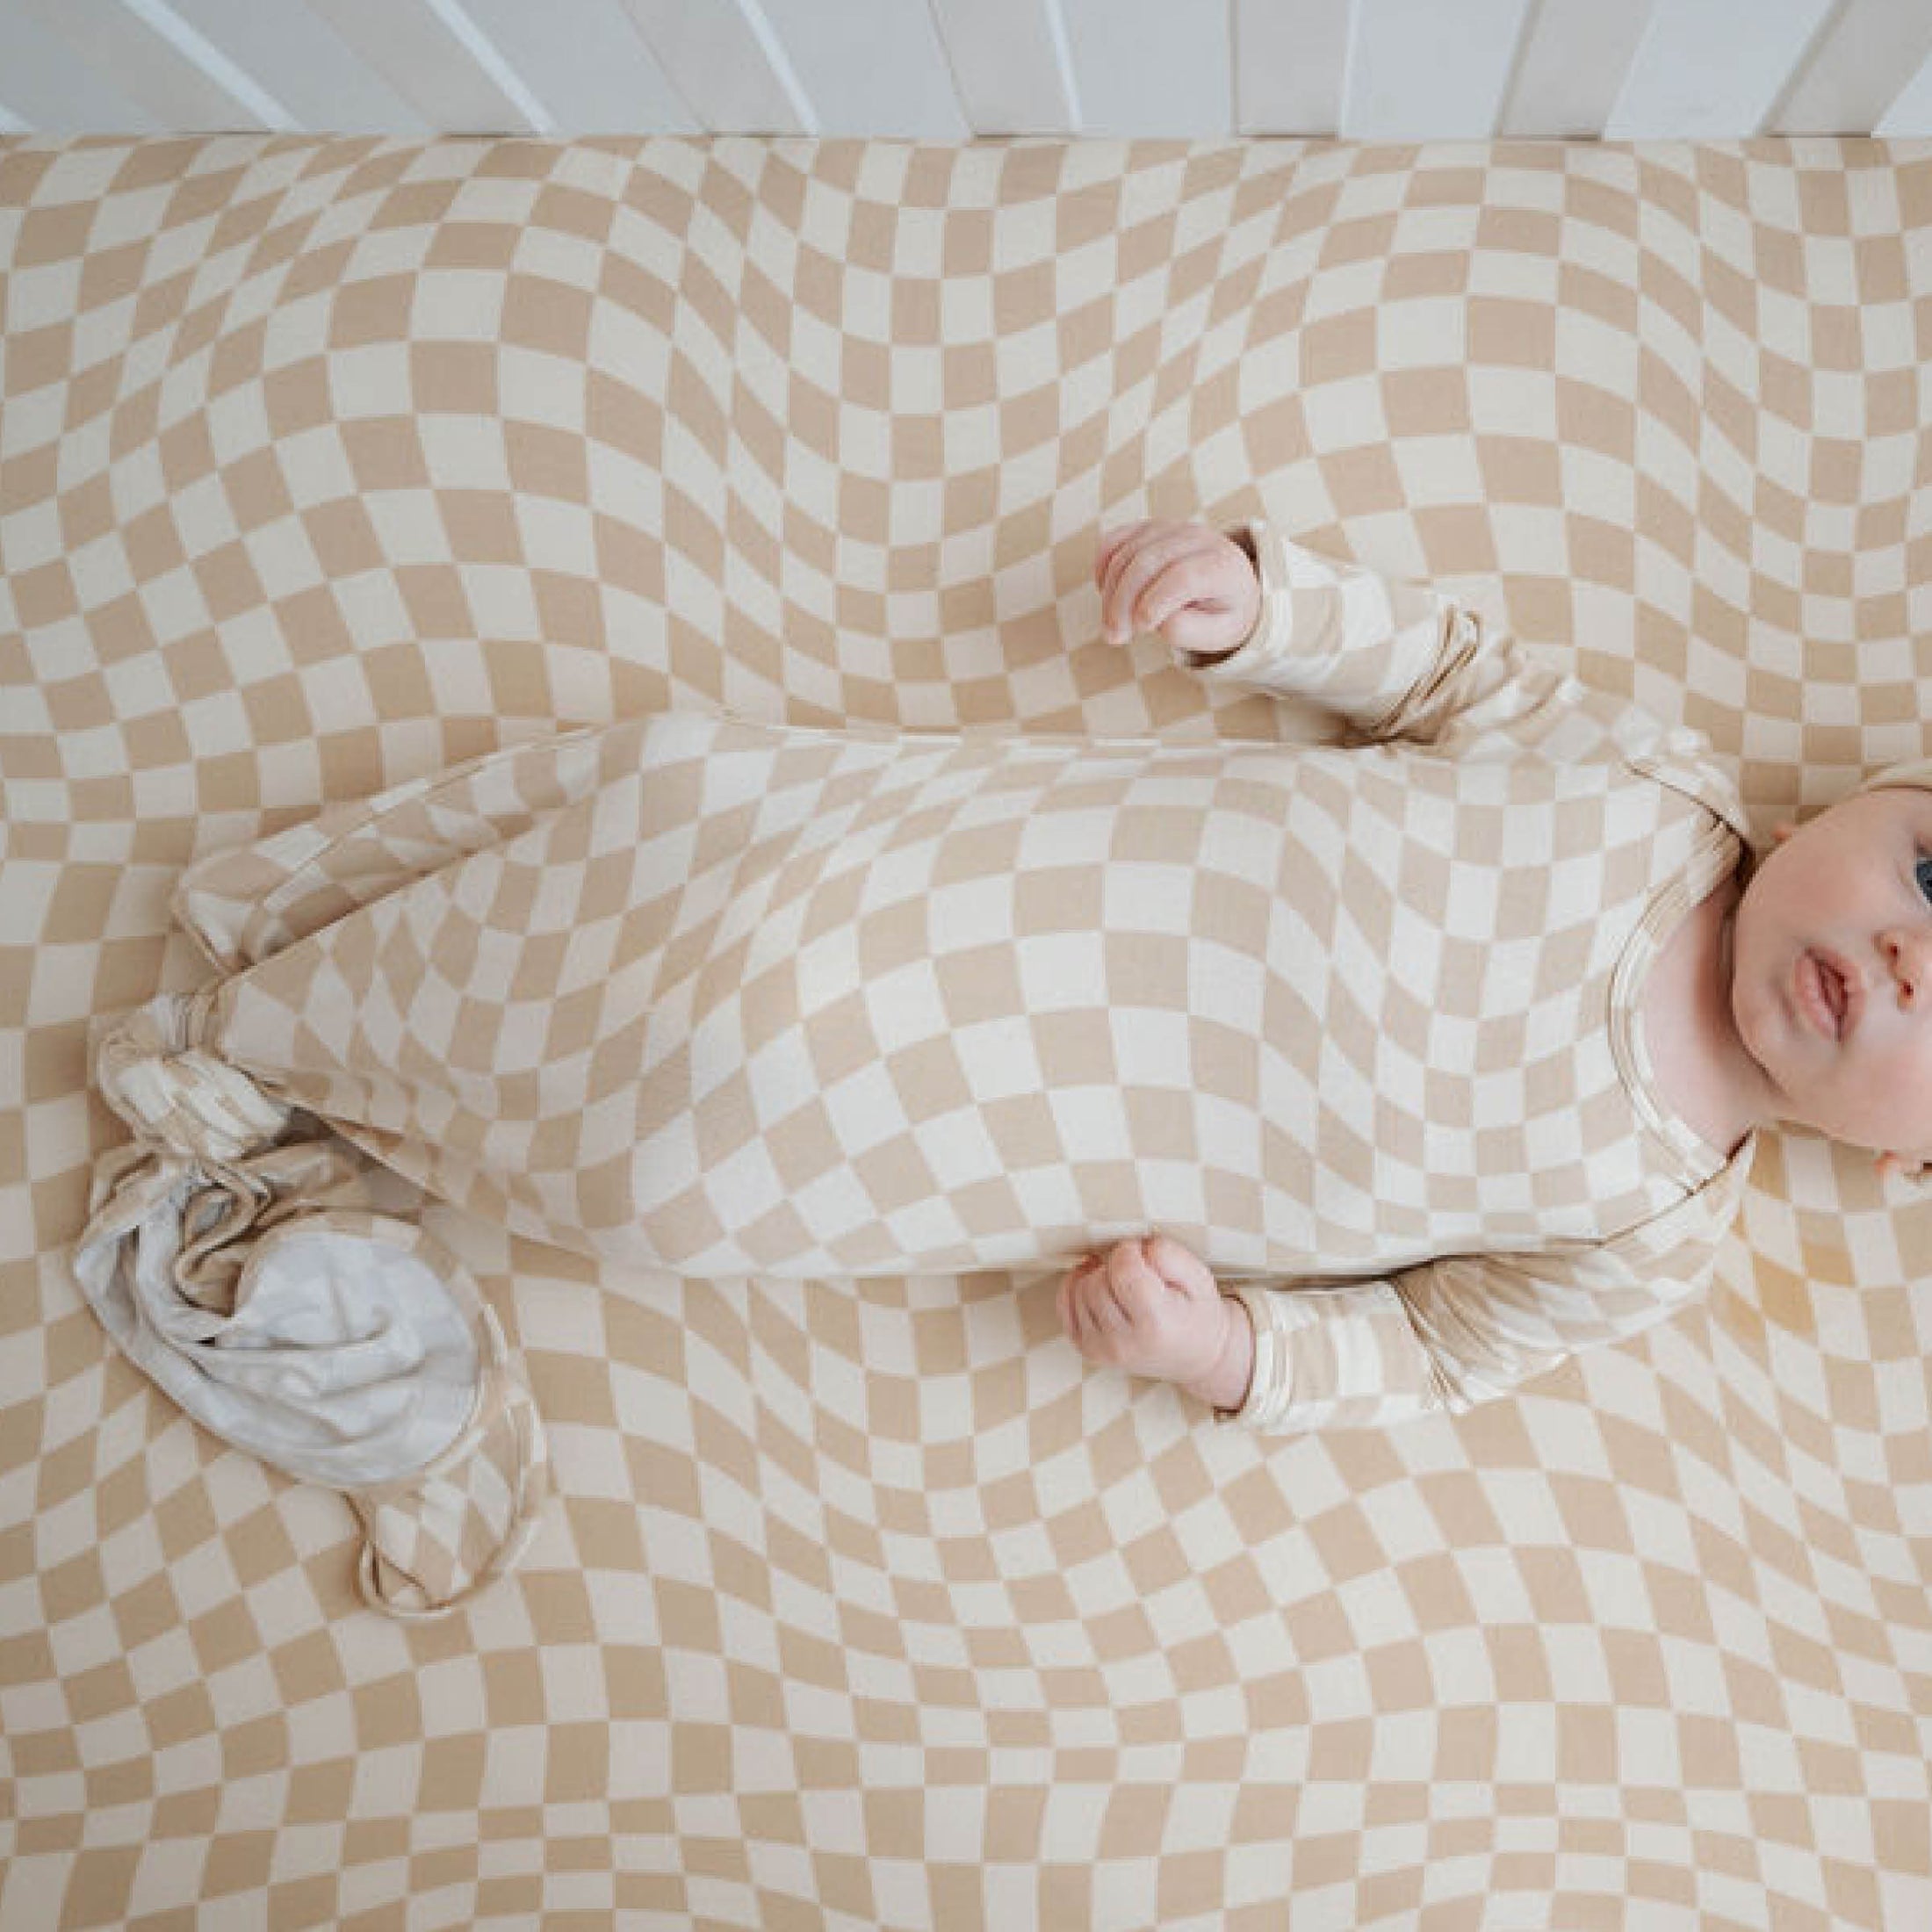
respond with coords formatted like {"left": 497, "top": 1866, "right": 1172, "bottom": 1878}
{"left": 1830, "top": 1039, "right": 1932, "bottom": 1150}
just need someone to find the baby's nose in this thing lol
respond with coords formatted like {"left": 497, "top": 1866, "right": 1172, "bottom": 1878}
{"left": 1881, "top": 926, "right": 1932, "bottom": 1006}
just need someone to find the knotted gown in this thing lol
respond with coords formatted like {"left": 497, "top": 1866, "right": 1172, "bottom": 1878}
{"left": 78, "top": 523, "right": 1755, "bottom": 1607}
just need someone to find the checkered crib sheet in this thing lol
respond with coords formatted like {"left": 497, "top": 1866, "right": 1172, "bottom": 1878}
{"left": 4, "top": 134, "right": 1930, "bottom": 1930}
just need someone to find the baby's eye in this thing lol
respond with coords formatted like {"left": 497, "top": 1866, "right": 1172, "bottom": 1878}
{"left": 1919, "top": 854, "right": 1932, "bottom": 905}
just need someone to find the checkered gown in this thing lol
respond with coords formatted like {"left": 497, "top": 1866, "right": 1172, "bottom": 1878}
{"left": 167, "top": 522, "right": 1755, "bottom": 1431}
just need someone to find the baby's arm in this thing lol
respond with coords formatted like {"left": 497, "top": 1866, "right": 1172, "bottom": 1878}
{"left": 1096, "top": 516, "right": 1561, "bottom": 751}
{"left": 1057, "top": 1232, "right": 1485, "bottom": 1426}
{"left": 1063, "top": 1172, "right": 1736, "bottom": 1429}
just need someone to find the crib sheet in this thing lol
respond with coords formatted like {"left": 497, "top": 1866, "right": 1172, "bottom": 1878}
{"left": 3, "top": 133, "right": 1930, "bottom": 1929}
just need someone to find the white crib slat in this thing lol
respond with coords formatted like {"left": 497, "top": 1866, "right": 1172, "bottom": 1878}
{"left": 1342, "top": 0, "right": 1535, "bottom": 141}
{"left": 1876, "top": 44, "right": 1932, "bottom": 137}
{"left": 621, "top": 0, "right": 811, "bottom": 134}
{"left": 1608, "top": 0, "right": 1836, "bottom": 139}
{"left": 0, "top": 5, "right": 156, "bottom": 131}
{"left": 457, "top": 0, "right": 696, "bottom": 134}
{"left": 1776, "top": 0, "right": 1932, "bottom": 134}
{"left": 1236, "top": 0, "right": 1348, "bottom": 135}
{"left": 756, "top": 0, "right": 968, "bottom": 137}
{"left": 1061, "top": 0, "right": 1229, "bottom": 137}
{"left": 1499, "top": 0, "right": 1658, "bottom": 139}
{"left": 932, "top": 0, "right": 1078, "bottom": 134}
{"left": 7, "top": 0, "right": 1932, "bottom": 149}
{"left": 304, "top": 0, "right": 537, "bottom": 131}
{"left": 162, "top": 0, "right": 428, "bottom": 133}
{"left": 18, "top": 0, "right": 274, "bottom": 129}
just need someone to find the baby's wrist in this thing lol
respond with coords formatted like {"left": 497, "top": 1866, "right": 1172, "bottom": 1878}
{"left": 1181, "top": 1295, "right": 1255, "bottom": 1414}
{"left": 1181, "top": 528, "right": 1263, "bottom": 667}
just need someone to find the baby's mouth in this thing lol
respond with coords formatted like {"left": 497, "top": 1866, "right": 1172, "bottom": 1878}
{"left": 1796, "top": 950, "right": 1853, "bottom": 1041}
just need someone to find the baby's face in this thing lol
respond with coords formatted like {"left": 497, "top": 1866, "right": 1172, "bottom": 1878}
{"left": 1728, "top": 784, "right": 1932, "bottom": 1162}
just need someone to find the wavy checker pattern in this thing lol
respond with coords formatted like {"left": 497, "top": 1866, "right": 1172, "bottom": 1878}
{"left": 3, "top": 134, "right": 1932, "bottom": 1928}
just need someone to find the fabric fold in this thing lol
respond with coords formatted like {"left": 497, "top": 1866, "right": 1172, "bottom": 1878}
{"left": 74, "top": 989, "right": 548, "bottom": 1618}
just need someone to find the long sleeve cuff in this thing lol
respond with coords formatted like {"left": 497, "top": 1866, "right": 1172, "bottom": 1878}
{"left": 1179, "top": 521, "right": 1536, "bottom": 748}
{"left": 1222, "top": 1277, "right": 1457, "bottom": 1432}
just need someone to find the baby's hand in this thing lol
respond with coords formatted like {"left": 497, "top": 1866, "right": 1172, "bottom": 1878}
{"left": 1059, "top": 1233, "right": 1251, "bottom": 1408}
{"left": 1094, "top": 521, "right": 1260, "bottom": 660}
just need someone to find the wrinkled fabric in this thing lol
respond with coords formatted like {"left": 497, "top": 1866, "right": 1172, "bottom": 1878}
{"left": 76, "top": 989, "right": 548, "bottom": 1617}
{"left": 1863, "top": 755, "right": 1932, "bottom": 798}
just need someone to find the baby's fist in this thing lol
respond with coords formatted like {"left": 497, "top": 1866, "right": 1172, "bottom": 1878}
{"left": 1059, "top": 1233, "right": 1235, "bottom": 1392}
{"left": 1094, "top": 521, "right": 1260, "bottom": 661}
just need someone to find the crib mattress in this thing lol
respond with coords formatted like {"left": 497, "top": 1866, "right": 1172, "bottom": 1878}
{"left": 3, "top": 133, "right": 1929, "bottom": 1929}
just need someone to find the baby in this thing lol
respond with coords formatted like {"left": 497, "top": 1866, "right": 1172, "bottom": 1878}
{"left": 1063, "top": 522, "right": 1932, "bottom": 1421}
{"left": 78, "top": 508, "right": 1932, "bottom": 1611}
